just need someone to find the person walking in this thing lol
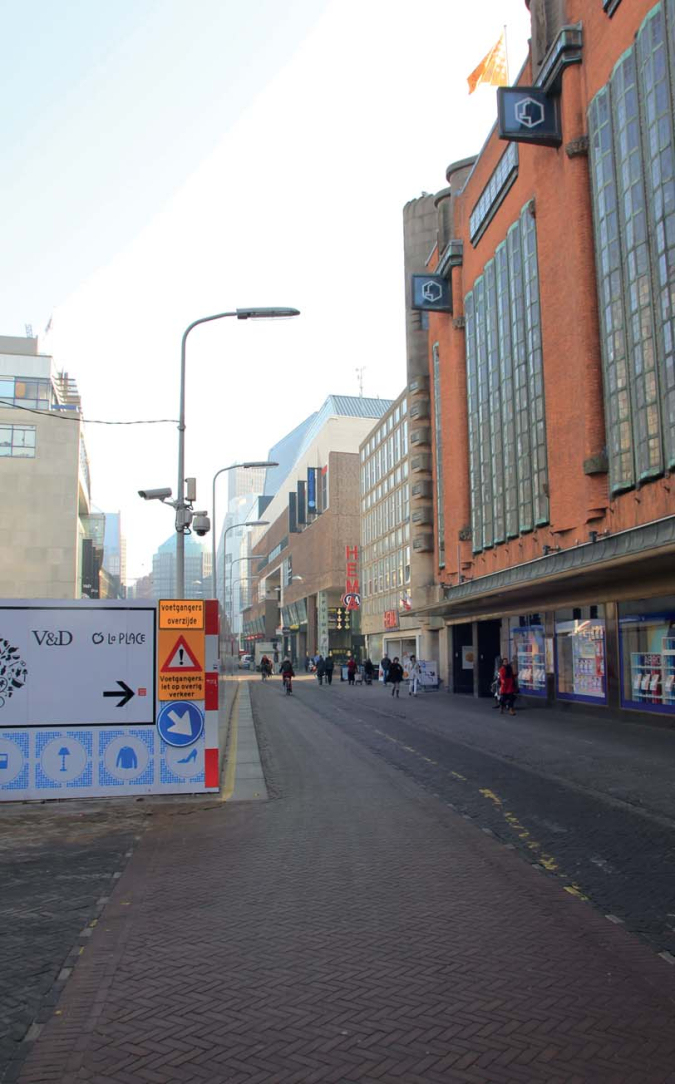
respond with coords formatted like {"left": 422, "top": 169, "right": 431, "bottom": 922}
{"left": 498, "top": 657, "right": 517, "bottom": 715}
{"left": 347, "top": 656, "right": 358, "bottom": 686}
{"left": 380, "top": 654, "right": 391, "bottom": 685}
{"left": 324, "top": 654, "right": 334, "bottom": 685}
{"left": 363, "top": 658, "right": 375, "bottom": 685}
{"left": 408, "top": 655, "right": 421, "bottom": 697}
{"left": 316, "top": 655, "right": 326, "bottom": 686}
{"left": 388, "top": 656, "right": 404, "bottom": 698}
{"left": 304, "top": 654, "right": 311, "bottom": 673}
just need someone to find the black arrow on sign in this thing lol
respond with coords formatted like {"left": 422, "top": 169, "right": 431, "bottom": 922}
{"left": 103, "top": 680, "right": 135, "bottom": 708}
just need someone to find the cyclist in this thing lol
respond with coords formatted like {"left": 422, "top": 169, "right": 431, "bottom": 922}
{"left": 260, "top": 655, "right": 272, "bottom": 680}
{"left": 279, "top": 657, "right": 294, "bottom": 694}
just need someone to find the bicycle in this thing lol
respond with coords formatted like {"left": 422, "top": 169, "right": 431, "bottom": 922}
{"left": 283, "top": 673, "right": 293, "bottom": 695}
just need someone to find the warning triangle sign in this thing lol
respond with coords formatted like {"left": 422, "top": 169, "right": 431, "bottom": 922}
{"left": 161, "top": 634, "right": 203, "bottom": 674}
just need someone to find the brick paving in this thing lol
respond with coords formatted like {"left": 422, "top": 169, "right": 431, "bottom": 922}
{"left": 16, "top": 682, "right": 675, "bottom": 1083}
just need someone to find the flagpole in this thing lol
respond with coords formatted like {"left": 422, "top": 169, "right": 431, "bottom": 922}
{"left": 503, "top": 24, "right": 510, "bottom": 84}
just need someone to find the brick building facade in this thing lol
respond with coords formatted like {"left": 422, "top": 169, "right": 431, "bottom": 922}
{"left": 414, "top": 0, "right": 675, "bottom": 720}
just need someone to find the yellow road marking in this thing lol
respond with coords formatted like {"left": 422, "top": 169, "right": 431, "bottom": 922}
{"left": 220, "top": 685, "right": 240, "bottom": 802}
{"left": 451, "top": 770, "right": 466, "bottom": 781}
{"left": 564, "top": 884, "right": 589, "bottom": 900}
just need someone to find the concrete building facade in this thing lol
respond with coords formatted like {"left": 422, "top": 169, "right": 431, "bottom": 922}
{"left": 414, "top": 0, "right": 675, "bottom": 721}
{"left": 0, "top": 335, "right": 91, "bottom": 599}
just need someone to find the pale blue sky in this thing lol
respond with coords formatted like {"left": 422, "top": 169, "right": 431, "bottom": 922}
{"left": 1, "top": 1, "right": 532, "bottom": 579}
{"left": 0, "top": 0, "right": 329, "bottom": 332}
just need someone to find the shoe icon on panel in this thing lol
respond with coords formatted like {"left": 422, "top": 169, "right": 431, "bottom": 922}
{"left": 177, "top": 748, "right": 198, "bottom": 764}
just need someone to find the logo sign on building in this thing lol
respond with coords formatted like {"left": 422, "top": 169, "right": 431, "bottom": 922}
{"left": 0, "top": 605, "right": 155, "bottom": 727}
{"left": 497, "top": 87, "right": 562, "bottom": 147}
{"left": 411, "top": 274, "right": 452, "bottom": 313}
{"left": 158, "top": 600, "right": 204, "bottom": 630}
{"left": 384, "top": 610, "right": 399, "bottom": 630}
{"left": 158, "top": 627, "right": 205, "bottom": 701}
{"left": 344, "top": 546, "right": 360, "bottom": 611}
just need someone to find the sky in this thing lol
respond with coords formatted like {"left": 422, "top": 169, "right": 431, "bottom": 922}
{"left": 0, "top": 0, "right": 532, "bottom": 582}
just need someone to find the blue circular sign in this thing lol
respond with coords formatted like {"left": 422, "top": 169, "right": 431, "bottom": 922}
{"left": 156, "top": 701, "right": 204, "bottom": 748}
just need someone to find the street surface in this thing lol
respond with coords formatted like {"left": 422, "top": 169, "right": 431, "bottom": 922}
{"left": 0, "top": 799, "right": 148, "bottom": 1082}
{"left": 11, "top": 676, "right": 675, "bottom": 1083}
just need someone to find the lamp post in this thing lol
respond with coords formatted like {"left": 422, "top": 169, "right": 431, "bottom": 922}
{"left": 176, "top": 307, "right": 299, "bottom": 596}
{"left": 221, "top": 520, "right": 269, "bottom": 630}
{"left": 227, "top": 555, "right": 268, "bottom": 626}
{"left": 211, "top": 462, "right": 277, "bottom": 599}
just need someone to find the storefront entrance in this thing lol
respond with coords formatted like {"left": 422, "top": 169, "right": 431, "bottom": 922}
{"left": 452, "top": 624, "right": 474, "bottom": 695}
{"left": 477, "top": 620, "right": 502, "bottom": 697}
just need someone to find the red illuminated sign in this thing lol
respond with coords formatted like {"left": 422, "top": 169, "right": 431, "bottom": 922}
{"left": 344, "top": 545, "right": 360, "bottom": 610}
{"left": 384, "top": 610, "right": 399, "bottom": 629}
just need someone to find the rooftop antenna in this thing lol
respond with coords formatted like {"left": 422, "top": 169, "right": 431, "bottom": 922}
{"left": 356, "top": 366, "right": 365, "bottom": 398}
{"left": 24, "top": 324, "right": 33, "bottom": 338}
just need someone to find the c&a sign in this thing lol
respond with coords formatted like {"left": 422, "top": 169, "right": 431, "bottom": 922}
{"left": 342, "top": 545, "right": 361, "bottom": 612}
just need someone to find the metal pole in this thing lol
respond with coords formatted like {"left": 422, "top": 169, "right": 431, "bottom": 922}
{"left": 176, "top": 312, "right": 237, "bottom": 599}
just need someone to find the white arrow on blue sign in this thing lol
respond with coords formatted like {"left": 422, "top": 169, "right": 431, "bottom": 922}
{"left": 156, "top": 701, "right": 204, "bottom": 748}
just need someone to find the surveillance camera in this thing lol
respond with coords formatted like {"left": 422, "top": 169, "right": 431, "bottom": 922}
{"left": 138, "top": 487, "right": 172, "bottom": 501}
{"left": 192, "top": 511, "right": 211, "bottom": 537}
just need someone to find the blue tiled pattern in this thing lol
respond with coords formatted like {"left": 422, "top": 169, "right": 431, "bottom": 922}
{"left": 0, "top": 731, "right": 29, "bottom": 792}
{"left": 35, "top": 730, "right": 92, "bottom": 790}
{"left": 99, "top": 729, "right": 154, "bottom": 788}
{"left": 160, "top": 738, "right": 205, "bottom": 785}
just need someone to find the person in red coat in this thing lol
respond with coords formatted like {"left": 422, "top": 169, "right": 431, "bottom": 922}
{"left": 347, "top": 656, "right": 358, "bottom": 685}
{"left": 498, "top": 657, "right": 517, "bottom": 715}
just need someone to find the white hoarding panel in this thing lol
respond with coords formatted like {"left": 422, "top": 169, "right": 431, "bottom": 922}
{"left": 0, "top": 604, "right": 155, "bottom": 727}
{"left": 0, "top": 723, "right": 210, "bottom": 801}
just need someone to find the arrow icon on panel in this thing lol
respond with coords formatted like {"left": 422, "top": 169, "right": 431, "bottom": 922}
{"left": 167, "top": 709, "right": 194, "bottom": 736}
{"left": 103, "top": 680, "right": 135, "bottom": 708}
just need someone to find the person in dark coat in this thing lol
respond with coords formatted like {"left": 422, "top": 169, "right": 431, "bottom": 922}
{"left": 316, "top": 655, "right": 326, "bottom": 685}
{"left": 388, "top": 657, "right": 404, "bottom": 697}
{"left": 324, "top": 654, "right": 335, "bottom": 685}
{"left": 363, "top": 658, "right": 375, "bottom": 685}
{"left": 380, "top": 654, "right": 391, "bottom": 684}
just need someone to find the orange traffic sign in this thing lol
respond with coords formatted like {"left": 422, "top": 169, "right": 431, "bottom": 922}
{"left": 158, "top": 600, "right": 204, "bottom": 630}
{"left": 158, "top": 628, "right": 205, "bottom": 701}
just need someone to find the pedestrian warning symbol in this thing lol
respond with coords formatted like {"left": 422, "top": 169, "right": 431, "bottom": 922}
{"left": 161, "top": 634, "right": 203, "bottom": 674}
{"left": 158, "top": 628, "right": 205, "bottom": 702}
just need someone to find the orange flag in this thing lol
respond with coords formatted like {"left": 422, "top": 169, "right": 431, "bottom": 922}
{"left": 467, "top": 32, "right": 508, "bottom": 94}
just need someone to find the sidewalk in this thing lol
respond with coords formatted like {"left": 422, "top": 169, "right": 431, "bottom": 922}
{"left": 15, "top": 680, "right": 675, "bottom": 1084}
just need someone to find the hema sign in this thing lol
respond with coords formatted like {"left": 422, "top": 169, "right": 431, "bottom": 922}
{"left": 497, "top": 87, "right": 562, "bottom": 148}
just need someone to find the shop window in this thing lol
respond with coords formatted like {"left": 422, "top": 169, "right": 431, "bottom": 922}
{"left": 555, "top": 607, "right": 607, "bottom": 704}
{"left": 509, "top": 616, "right": 546, "bottom": 696}
{"left": 619, "top": 597, "right": 675, "bottom": 713}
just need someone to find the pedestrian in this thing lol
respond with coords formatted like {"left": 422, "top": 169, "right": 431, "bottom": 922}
{"left": 498, "top": 657, "right": 517, "bottom": 715}
{"left": 388, "top": 656, "right": 404, "bottom": 697}
{"left": 324, "top": 654, "right": 334, "bottom": 685}
{"left": 316, "top": 655, "right": 326, "bottom": 686}
{"left": 380, "top": 653, "right": 391, "bottom": 685}
{"left": 408, "top": 654, "right": 421, "bottom": 697}
{"left": 363, "top": 658, "right": 375, "bottom": 685}
{"left": 304, "top": 654, "right": 311, "bottom": 673}
{"left": 347, "top": 656, "right": 357, "bottom": 686}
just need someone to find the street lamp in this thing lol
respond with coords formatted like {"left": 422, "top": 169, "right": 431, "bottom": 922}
{"left": 221, "top": 520, "right": 269, "bottom": 625}
{"left": 211, "top": 462, "right": 277, "bottom": 599}
{"left": 176, "top": 307, "right": 299, "bottom": 596}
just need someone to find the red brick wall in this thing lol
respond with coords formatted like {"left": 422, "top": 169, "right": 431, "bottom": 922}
{"left": 430, "top": 0, "right": 675, "bottom": 585}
